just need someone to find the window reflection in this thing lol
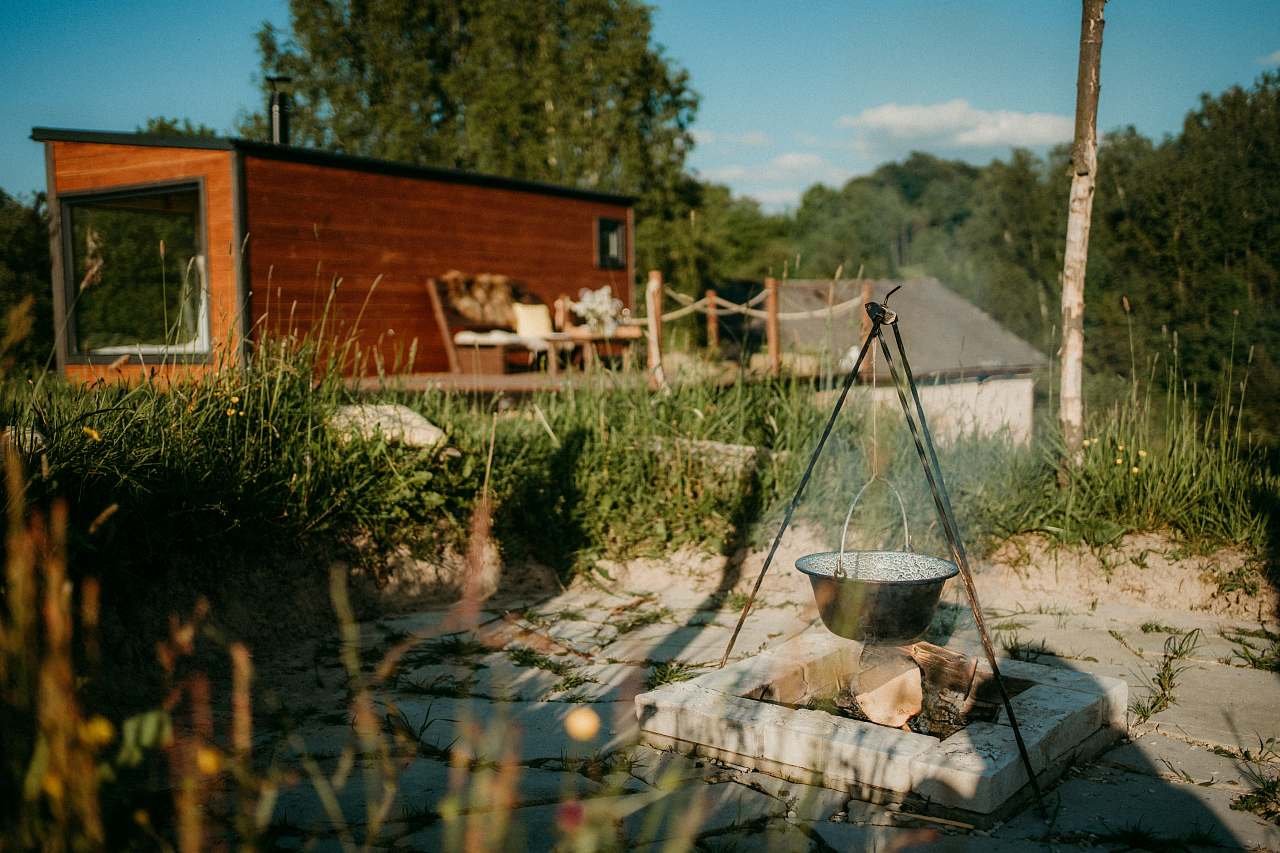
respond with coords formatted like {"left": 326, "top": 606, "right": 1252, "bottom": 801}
{"left": 67, "top": 185, "right": 208, "bottom": 355}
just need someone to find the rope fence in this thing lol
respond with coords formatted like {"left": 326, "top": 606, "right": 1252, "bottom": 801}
{"left": 630, "top": 270, "right": 870, "bottom": 389}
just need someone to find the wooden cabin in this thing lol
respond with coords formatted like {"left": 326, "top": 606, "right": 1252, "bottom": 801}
{"left": 31, "top": 127, "right": 635, "bottom": 383}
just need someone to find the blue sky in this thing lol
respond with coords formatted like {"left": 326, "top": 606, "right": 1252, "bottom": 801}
{"left": 2, "top": 1, "right": 1278, "bottom": 210}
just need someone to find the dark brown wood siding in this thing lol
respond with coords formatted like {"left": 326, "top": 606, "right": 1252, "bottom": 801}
{"left": 49, "top": 141, "right": 241, "bottom": 384}
{"left": 242, "top": 155, "right": 634, "bottom": 374}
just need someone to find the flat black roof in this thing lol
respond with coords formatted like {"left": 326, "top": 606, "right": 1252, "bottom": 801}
{"left": 31, "top": 126, "right": 634, "bottom": 206}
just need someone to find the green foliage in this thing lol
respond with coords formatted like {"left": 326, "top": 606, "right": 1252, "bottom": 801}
{"left": 0, "top": 191, "right": 52, "bottom": 372}
{"left": 637, "top": 179, "right": 792, "bottom": 300}
{"left": 4, "top": 319, "right": 1274, "bottom": 614}
{"left": 136, "top": 116, "right": 219, "bottom": 137}
{"left": 1222, "top": 625, "right": 1280, "bottom": 672}
{"left": 1129, "top": 629, "right": 1203, "bottom": 725}
{"left": 243, "top": 0, "right": 696, "bottom": 215}
{"left": 3, "top": 335, "right": 478, "bottom": 598}
{"left": 761, "top": 73, "right": 1280, "bottom": 438}
{"left": 644, "top": 660, "right": 701, "bottom": 690}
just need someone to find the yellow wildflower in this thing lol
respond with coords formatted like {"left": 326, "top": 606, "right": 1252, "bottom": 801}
{"left": 196, "top": 746, "right": 222, "bottom": 776}
{"left": 133, "top": 809, "right": 150, "bottom": 827}
{"left": 230, "top": 395, "right": 240, "bottom": 404}
{"left": 82, "top": 426, "right": 101, "bottom": 442}
{"left": 1115, "top": 458, "right": 1123, "bottom": 465}
{"left": 42, "top": 774, "right": 64, "bottom": 801}
{"left": 226, "top": 408, "right": 236, "bottom": 417}
{"left": 1131, "top": 466, "right": 1140, "bottom": 474}
{"left": 1117, "top": 443, "right": 1125, "bottom": 451}
{"left": 1138, "top": 449, "right": 1147, "bottom": 458}
{"left": 79, "top": 715, "right": 115, "bottom": 747}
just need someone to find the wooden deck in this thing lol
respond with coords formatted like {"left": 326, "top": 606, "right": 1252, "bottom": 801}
{"left": 346, "top": 370, "right": 647, "bottom": 394}
{"left": 347, "top": 357, "right": 746, "bottom": 394}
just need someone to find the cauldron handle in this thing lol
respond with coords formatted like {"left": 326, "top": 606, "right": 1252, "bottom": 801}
{"left": 836, "top": 477, "right": 911, "bottom": 578}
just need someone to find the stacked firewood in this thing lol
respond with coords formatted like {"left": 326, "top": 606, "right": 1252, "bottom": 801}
{"left": 835, "top": 642, "right": 1005, "bottom": 737}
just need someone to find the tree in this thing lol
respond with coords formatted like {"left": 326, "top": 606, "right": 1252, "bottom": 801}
{"left": 0, "top": 191, "right": 52, "bottom": 372}
{"left": 1059, "top": 0, "right": 1106, "bottom": 466}
{"left": 240, "top": 0, "right": 696, "bottom": 212}
{"left": 137, "top": 117, "right": 220, "bottom": 137}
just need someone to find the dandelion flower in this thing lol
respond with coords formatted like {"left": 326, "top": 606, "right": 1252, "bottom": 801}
{"left": 230, "top": 395, "right": 240, "bottom": 404}
{"left": 1131, "top": 466, "right": 1140, "bottom": 474}
{"left": 1115, "top": 458, "right": 1123, "bottom": 465}
{"left": 1118, "top": 443, "right": 1125, "bottom": 451}
{"left": 238, "top": 411, "right": 246, "bottom": 417}
{"left": 1138, "top": 449, "right": 1147, "bottom": 458}
{"left": 1082, "top": 438, "right": 1092, "bottom": 447}
{"left": 226, "top": 408, "right": 236, "bottom": 417}
{"left": 82, "top": 426, "right": 101, "bottom": 442}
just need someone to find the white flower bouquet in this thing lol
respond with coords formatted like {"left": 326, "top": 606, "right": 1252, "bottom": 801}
{"left": 569, "top": 285, "right": 625, "bottom": 335}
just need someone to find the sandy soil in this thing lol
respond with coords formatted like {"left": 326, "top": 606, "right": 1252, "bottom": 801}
{"left": 982, "top": 532, "right": 1277, "bottom": 623}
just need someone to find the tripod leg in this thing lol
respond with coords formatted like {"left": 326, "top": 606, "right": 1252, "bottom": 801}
{"left": 876, "top": 327, "right": 1047, "bottom": 816}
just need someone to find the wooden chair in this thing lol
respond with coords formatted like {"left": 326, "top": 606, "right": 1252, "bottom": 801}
{"left": 426, "top": 274, "right": 566, "bottom": 375}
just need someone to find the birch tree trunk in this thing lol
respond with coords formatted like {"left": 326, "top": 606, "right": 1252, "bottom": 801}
{"left": 1059, "top": 0, "right": 1106, "bottom": 466}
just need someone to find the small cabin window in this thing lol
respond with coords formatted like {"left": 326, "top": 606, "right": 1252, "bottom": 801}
{"left": 64, "top": 183, "right": 209, "bottom": 356}
{"left": 597, "top": 217, "right": 626, "bottom": 269}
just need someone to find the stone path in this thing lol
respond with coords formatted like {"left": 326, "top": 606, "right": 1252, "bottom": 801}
{"left": 255, "top": 540, "right": 1280, "bottom": 851}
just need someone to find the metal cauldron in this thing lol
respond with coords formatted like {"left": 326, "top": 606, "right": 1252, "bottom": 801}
{"left": 795, "top": 479, "right": 958, "bottom": 645}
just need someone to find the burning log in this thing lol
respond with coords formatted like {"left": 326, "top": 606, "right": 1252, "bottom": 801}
{"left": 850, "top": 645, "right": 922, "bottom": 728}
{"left": 839, "top": 641, "right": 992, "bottom": 732}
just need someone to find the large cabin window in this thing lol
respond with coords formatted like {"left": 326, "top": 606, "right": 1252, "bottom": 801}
{"left": 596, "top": 217, "right": 626, "bottom": 269}
{"left": 64, "top": 183, "right": 209, "bottom": 357}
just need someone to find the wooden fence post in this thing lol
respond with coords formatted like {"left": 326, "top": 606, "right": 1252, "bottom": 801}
{"left": 859, "top": 279, "right": 875, "bottom": 383}
{"left": 646, "top": 270, "right": 666, "bottom": 390}
{"left": 705, "top": 288, "right": 719, "bottom": 354}
{"left": 765, "top": 276, "right": 780, "bottom": 376}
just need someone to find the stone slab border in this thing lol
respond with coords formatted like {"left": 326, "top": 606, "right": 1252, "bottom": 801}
{"left": 635, "top": 631, "right": 1127, "bottom": 824}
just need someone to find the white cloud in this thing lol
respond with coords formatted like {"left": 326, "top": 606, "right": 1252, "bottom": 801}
{"left": 771, "top": 151, "right": 826, "bottom": 173}
{"left": 698, "top": 151, "right": 851, "bottom": 211}
{"left": 1260, "top": 49, "right": 1280, "bottom": 65}
{"left": 838, "top": 98, "right": 1072, "bottom": 148}
{"left": 690, "top": 129, "right": 771, "bottom": 148}
{"left": 743, "top": 187, "right": 802, "bottom": 208}
{"left": 704, "top": 164, "right": 748, "bottom": 181}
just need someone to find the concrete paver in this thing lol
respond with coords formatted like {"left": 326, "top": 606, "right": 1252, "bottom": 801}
{"left": 255, "top": 549, "right": 1280, "bottom": 851}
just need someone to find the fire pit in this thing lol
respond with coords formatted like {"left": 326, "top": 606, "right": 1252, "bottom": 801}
{"left": 635, "top": 632, "right": 1126, "bottom": 822}
{"left": 639, "top": 297, "right": 1126, "bottom": 824}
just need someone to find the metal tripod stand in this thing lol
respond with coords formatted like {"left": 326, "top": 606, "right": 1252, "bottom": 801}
{"left": 720, "top": 288, "right": 1045, "bottom": 814}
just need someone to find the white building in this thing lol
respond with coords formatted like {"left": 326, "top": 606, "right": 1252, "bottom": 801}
{"left": 778, "top": 278, "right": 1047, "bottom": 445}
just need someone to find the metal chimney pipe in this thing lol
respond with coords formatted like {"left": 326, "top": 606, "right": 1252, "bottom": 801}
{"left": 266, "top": 76, "right": 292, "bottom": 145}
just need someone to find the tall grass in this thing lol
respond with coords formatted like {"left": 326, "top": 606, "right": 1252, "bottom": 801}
{"left": 989, "top": 334, "right": 1278, "bottom": 561}
{"left": 2, "top": 326, "right": 1273, "bottom": 607}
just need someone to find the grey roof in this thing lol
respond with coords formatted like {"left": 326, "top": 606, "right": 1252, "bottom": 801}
{"left": 777, "top": 278, "right": 1047, "bottom": 380}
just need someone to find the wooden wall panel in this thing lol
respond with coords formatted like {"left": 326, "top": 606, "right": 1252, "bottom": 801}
{"left": 50, "top": 141, "right": 240, "bottom": 384}
{"left": 243, "top": 156, "right": 634, "bottom": 374}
